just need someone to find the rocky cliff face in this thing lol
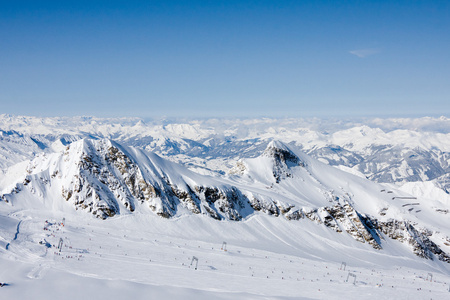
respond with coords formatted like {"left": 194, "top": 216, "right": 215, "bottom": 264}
{"left": 283, "top": 201, "right": 450, "bottom": 263}
{"left": 263, "top": 141, "right": 306, "bottom": 183}
{"left": 377, "top": 219, "right": 450, "bottom": 263}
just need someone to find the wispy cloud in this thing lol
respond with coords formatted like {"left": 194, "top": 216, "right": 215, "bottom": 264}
{"left": 349, "top": 48, "right": 380, "bottom": 58}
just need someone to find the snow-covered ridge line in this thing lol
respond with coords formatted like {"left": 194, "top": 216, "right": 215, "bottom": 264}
{"left": 2, "top": 115, "right": 450, "bottom": 187}
{"left": 1, "top": 138, "right": 450, "bottom": 263}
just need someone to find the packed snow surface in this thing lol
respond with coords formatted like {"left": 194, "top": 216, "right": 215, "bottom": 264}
{"left": 1, "top": 207, "right": 450, "bottom": 299}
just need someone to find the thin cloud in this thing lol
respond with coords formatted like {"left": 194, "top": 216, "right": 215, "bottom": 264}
{"left": 349, "top": 48, "right": 380, "bottom": 58}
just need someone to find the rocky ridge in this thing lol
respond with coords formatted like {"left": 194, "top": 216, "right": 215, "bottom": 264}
{"left": 1, "top": 138, "right": 450, "bottom": 263}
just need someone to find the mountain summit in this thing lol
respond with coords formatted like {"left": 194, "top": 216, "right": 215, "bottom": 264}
{"left": 263, "top": 140, "right": 305, "bottom": 183}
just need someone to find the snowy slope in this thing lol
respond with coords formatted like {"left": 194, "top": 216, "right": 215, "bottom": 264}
{"left": 1, "top": 136, "right": 450, "bottom": 298}
{"left": 1, "top": 199, "right": 450, "bottom": 299}
{"left": 2, "top": 138, "right": 450, "bottom": 263}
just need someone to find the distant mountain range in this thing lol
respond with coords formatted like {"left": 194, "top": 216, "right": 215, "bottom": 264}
{"left": 2, "top": 115, "right": 450, "bottom": 195}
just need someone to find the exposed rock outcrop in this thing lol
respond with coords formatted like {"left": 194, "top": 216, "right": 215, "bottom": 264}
{"left": 263, "top": 141, "right": 305, "bottom": 183}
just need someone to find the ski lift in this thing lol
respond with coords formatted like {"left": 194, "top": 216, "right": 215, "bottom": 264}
{"left": 58, "top": 238, "right": 64, "bottom": 252}
{"left": 221, "top": 241, "right": 227, "bottom": 252}
{"left": 346, "top": 272, "right": 357, "bottom": 285}
{"left": 190, "top": 256, "right": 199, "bottom": 270}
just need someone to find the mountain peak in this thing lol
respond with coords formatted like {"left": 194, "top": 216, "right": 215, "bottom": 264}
{"left": 266, "top": 140, "right": 290, "bottom": 151}
{"left": 259, "top": 140, "right": 305, "bottom": 184}
{"left": 263, "top": 140, "right": 304, "bottom": 168}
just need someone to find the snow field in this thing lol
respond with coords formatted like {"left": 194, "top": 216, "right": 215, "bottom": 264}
{"left": 1, "top": 207, "right": 449, "bottom": 299}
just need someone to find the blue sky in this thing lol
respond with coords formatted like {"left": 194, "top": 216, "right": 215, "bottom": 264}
{"left": 1, "top": 1, "right": 449, "bottom": 118}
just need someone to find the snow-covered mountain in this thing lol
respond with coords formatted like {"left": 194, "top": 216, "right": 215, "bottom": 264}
{"left": 2, "top": 116, "right": 450, "bottom": 299}
{"left": 1, "top": 115, "right": 449, "bottom": 175}
{"left": 1, "top": 138, "right": 255, "bottom": 220}
{"left": 2, "top": 115, "right": 450, "bottom": 206}
{"left": 2, "top": 138, "right": 449, "bottom": 264}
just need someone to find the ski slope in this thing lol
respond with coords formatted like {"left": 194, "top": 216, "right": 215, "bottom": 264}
{"left": 1, "top": 203, "right": 450, "bottom": 299}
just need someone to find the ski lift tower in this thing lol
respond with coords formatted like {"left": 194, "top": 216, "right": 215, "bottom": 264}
{"left": 221, "top": 241, "right": 227, "bottom": 252}
{"left": 190, "top": 256, "right": 199, "bottom": 270}
{"left": 58, "top": 238, "right": 64, "bottom": 252}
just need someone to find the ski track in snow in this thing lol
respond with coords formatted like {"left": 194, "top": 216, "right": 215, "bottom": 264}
{"left": 254, "top": 218, "right": 294, "bottom": 248}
